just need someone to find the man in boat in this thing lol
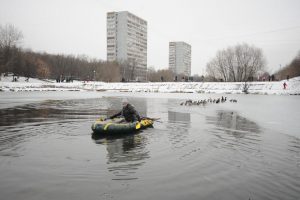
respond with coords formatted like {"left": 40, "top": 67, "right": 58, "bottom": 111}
{"left": 108, "top": 98, "right": 141, "bottom": 122}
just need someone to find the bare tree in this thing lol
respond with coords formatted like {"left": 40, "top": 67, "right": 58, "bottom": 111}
{"left": 118, "top": 59, "right": 138, "bottom": 81}
{"left": 129, "top": 59, "right": 137, "bottom": 81}
{"left": 206, "top": 62, "right": 219, "bottom": 81}
{"left": 36, "top": 58, "right": 50, "bottom": 79}
{"left": 0, "top": 24, "right": 23, "bottom": 48}
{"left": 0, "top": 24, "right": 23, "bottom": 77}
{"left": 206, "top": 43, "right": 266, "bottom": 82}
{"left": 96, "top": 61, "right": 120, "bottom": 82}
{"left": 147, "top": 68, "right": 174, "bottom": 82}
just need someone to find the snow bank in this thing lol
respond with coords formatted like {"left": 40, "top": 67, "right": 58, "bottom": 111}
{"left": 1, "top": 74, "right": 299, "bottom": 95}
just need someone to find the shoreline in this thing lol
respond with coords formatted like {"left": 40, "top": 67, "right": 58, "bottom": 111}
{"left": 1, "top": 76, "right": 300, "bottom": 95}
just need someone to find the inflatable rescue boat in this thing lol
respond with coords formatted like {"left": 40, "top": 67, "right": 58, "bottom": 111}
{"left": 91, "top": 118, "right": 153, "bottom": 134}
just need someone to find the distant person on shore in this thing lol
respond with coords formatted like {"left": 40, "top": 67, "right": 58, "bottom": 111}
{"left": 283, "top": 82, "right": 287, "bottom": 89}
{"left": 107, "top": 98, "right": 141, "bottom": 122}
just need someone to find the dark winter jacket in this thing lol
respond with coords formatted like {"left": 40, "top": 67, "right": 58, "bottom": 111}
{"left": 109, "top": 103, "right": 141, "bottom": 122}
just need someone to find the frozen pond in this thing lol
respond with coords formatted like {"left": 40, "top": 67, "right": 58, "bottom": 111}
{"left": 0, "top": 91, "right": 299, "bottom": 200}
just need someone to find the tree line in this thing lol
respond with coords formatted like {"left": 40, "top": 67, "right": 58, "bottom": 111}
{"left": 0, "top": 24, "right": 122, "bottom": 82}
{"left": 274, "top": 51, "right": 300, "bottom": 80}
{"left": 1, "top": 24, "right": 299, "bottom": 82}
{"left": 0, "top": 24, "right": 192, "bottom": 83}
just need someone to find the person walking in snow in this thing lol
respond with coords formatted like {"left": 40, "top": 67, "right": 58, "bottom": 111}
{"left": 283, "top": 82, "right": 287, "bottom": 89}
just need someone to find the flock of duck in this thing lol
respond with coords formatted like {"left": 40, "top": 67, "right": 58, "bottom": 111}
{"left": 180, "top": 96, "right": 237, "bottom": 106}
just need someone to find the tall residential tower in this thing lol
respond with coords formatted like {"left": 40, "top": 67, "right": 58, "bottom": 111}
{"left": 107, "top": 11, "right": 147, "bottom": 81}
{"left": 169, "top": 41, "right": 191, "bottom": 76}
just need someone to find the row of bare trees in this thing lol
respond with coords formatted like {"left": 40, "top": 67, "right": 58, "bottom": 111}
{"left": 0, "top": 24, "right": 122, "bottom": 82}
{"left": 0, "top": 24, "right": 23, "bottom": 78}
{"left": 275, "top": 51, "right": 300, "bottom": 80}
{"left": 0, "top": 24, "right": 204, "bottom": 83}
{"left": 0, "top": 23, "right": 186, "bottom": 83}
{"left": 0, "top": 47, "right": 122, "bottom": 82}
{"left": 2, "top": 24, "right": 298, "bottom": 83}
{"left": 147, "top": 68, "right": 174, "bottom": 82}
{"left": 206, "top": 43, "right": 266, "bottom": 82}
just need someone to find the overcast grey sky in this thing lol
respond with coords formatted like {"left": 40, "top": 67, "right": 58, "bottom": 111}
{"left": 1, "top": 0, "right": 300, "bottom": 75}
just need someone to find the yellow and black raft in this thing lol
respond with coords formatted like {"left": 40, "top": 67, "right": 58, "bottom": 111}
{"left": 91, "top": 118, "right": 153, "bottom": 135}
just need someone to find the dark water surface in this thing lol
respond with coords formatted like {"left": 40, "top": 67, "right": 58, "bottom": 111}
{"left": 0, "top": 92, "right": 299, "bottom": 200}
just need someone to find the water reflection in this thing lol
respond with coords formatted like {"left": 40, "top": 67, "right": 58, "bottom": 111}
{"left": 0, "top": 98, "right": 110, "bottom": 153}
{"left": 288, "top": 137, "right": 300, "bottom": 153}
{"left": 0, "top": 103, "right": 52, "bottom": 127}
{"left": 166, "top": 111, "right": 191, "bottom": 148}
{"left": 0, "top": 94, "right": 300, "bottom": 199}
{"left": 92, "top": 133, "right": 149, "bottom": 180}
{"left": 205, "top": 110, "right": 262, "bottom": 155}
{"left": 207, "top": 110, "right": 261, "bottom": 138}
{"left": 287, "top": 137, "right": 300, "bottom": 168}
{"left": 0, "top": 99, "right": 110, "bottom": 127}
{"left": 168, "top": 111, "right": 191, "bottom": 123}
{"left": 91, "top": 97, "right": 149, "bottom": 180}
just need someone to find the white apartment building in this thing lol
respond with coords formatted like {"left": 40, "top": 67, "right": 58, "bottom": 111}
{"left": 107, "top": 11, "right": 147, "bottom": 81}
{"left": 169, "top": 42, "right": 191, "bottom": 77}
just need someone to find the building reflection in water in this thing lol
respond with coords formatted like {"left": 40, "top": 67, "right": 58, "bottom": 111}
{"left": 168, "top": 111, "right": 191, "bottom": 123}
{"left": 206, "top": 110, "right": 262, "bottom": 151}
{"left": 207, "top": 110, "right": 261, "bottom": 138}
{"left": 166, "top": 111, "right": 191, "bottom": 148}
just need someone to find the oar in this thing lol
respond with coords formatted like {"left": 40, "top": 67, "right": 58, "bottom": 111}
{"left": 141, "top": 117, "right": 162, "bottom": 123}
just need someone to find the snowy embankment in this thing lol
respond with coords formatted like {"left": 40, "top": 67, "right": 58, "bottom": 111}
{"left": 1, "top": 75, "right": 300, "bottom": 95}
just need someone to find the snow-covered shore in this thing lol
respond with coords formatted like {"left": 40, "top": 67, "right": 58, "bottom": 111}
{"left": 1, "top": 75, "right": 300, "bottom": 95}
